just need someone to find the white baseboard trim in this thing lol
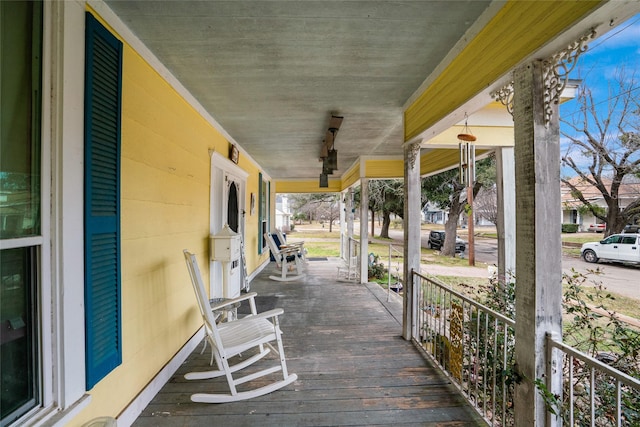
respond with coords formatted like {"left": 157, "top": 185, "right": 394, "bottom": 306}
{"left": 116, "top": 328, "right": 205, "bottom": 427}
{"left": 248, "top": 259, "right": 269, "bottom": 283}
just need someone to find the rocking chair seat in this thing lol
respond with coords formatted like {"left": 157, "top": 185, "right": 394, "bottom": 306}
{"left": 213, "top": 309, "right": 283, "bottom": 355}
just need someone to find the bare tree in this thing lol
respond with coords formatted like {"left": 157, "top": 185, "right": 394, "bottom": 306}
{"left": 289, "top": 193, "right": 340, "bottom": 231}
{"left": 475, "top": 185, "right": 498, "bottom": 225}
{"left": 422, "top": 156, "right": 494, "bottom": 257}
{"left": 315, "top": 194, "right": 340, "bottom": 232}
{"left": 561, "top": 69, "right": 640, "bottom": 235}
{"left": 368, "top": 179, "right": 403, "bottom": 238}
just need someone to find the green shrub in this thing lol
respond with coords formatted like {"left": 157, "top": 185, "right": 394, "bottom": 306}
{"left": 367, "top": 253, "right": 387, "bottom": 279}
{"left": 562, "top": 223, "right": 579, "bottom": 233}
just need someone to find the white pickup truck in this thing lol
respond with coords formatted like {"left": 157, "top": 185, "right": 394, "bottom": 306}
{"left": 581, "top": 233, "right": 640, "bottom": 264}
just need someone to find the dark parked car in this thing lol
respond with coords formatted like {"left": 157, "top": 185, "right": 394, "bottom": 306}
{"left": 624, "top": 223, "right": 640, "bottom": 233}
{"left": 427, "top": 230, "right": 466, "bottom": 253}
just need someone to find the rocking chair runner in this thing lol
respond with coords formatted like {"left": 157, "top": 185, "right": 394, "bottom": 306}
{"left": 264, "top": 232, "right": 305, "bottom": 282}
{"left": 182, "top": 250, "right": 297, "bottom": 403}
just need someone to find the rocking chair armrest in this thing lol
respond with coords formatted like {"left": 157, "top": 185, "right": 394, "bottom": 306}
{"left": 232, "top": 308, "right": 284, "bottom": 323}
{"left": 280, "top": 242, "right": 304, "bottom": 249}
{"left": 210, "top": 292, "right": 258, "bottom": 311}
{"left": 278, "top": 247, "right": 299, "bottom": 256}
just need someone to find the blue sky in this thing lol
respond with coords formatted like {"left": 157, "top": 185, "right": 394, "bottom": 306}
{"left": 566, "top": 14, "right": 640, "bottom": 96}
{"left": 559, "top": 13, "right": 640, "bottom": 176}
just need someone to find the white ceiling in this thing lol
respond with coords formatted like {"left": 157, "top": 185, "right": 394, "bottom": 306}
{"left": 103, "top": 0, "right": 493, "bottom": 180}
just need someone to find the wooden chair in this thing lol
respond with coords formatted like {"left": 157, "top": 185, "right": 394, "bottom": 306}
{"left": 264, "top": 232, "right": 305, "bottom": 282}
{"left": 275, "top": 228, "right": 306, "bottom": 261}
{"left": 182, "top": 250, "right": 297, "bottom": 403}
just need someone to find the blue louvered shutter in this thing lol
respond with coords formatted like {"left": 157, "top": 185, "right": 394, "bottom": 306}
{"left": 84, "top": 12, "right": 123, "bottom": 390}
{"left": 258, "top": 173, "right": 264, "bottom": 254}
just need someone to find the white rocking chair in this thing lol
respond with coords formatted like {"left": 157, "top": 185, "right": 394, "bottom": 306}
{"left": 264, "top": 232, "right": 305, "bottom": 282}
{"left": 182, "top": 250, "right": 297, "bottom": 403}
{"left": 275, "top": 228, "right": 306, "bottom": 262}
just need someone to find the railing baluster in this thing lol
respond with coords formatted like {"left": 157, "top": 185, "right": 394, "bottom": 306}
{"left": 569, "top": 354, "right": 574, "bottom": 427}
{"left": 590, "top": 366, "right": 595, "bottom": 427}
{"left": 462, "top": 300, "right": 471, "bottom": 399}
{"left": 616, "top": 379, "right": 621, "bottom": 427}
{"left": 501, "top": 322, "right": 508, "bottom": 427}
{"left": 482, "top": 312, "right": 488, "bottom": 417}
{"left": 491, "top": 317, "right": 497, "bottom": 426}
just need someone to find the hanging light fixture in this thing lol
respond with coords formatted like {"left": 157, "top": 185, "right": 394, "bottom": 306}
{"left": 326, "top": 148, "right": 338, "bottom": 170}
{"left": 319, "top": 113, "right": 343, "bottom": 180}
{"left": 319, "top": 173, "right": 328, "bottom": 188}
{"left": 322, "top": 158, "right": 334, "bottom": 175}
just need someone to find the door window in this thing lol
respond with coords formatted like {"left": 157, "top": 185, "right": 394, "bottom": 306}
{"left": 227, "top": 181, "right": 239, "bottom": 233}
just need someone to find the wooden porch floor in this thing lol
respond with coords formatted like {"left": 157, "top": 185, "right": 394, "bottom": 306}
{"left": 132, "top": 258, "right": 485, "bottom": 426}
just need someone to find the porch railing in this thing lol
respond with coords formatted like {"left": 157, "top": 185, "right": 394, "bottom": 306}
{"left": 412, "top": 270, "right": 640, "bottom": 426}
{"left": 349, "top": 236, "right": 359, "bottom": 261}
{"left": 412, "top": 270, "right": 515, "bottom": 426}
{"left": 546, "top": 333, "right": 640, "bottom": 426}
{"left": 338, "top": 236, "right": 360, "bottom": 281}
{"left": 372, "top": 241, "right": 403, "bottom": 301}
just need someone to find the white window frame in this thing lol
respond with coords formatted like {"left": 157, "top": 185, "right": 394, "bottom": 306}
{"left": 11, "top": 2, "right": 91, "bottom": 425}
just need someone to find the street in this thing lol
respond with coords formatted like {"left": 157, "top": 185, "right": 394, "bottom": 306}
{"left": 358, "top": 225, "right": 638, "bottom": 301}
{"left": 472, "top": 236, "right": 639, "bottom": 301}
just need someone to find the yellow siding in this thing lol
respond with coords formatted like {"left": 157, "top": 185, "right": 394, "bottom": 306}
{"left": 275, "top": 179, "right": 342, "bottom": 193}
{"left": 341, "top": 162, "right": 361, "bottom": 189}
{"left": 404, "top": 1, "right": 601, "bottom": 141}
{"left": 76, "top": 9, "right": 269, "bottom": 425}
{"left": 423, "top": 126, "right": 514, "bottom": 148}
{"left": 420, "top": 148, "right": 489, "bottom": 176}
{"left": 275, "top": 159, "right": 404, "bottom": 192}
{"left": 420, "top": 149, "right": 458, "bottom": 176}
{"left": 364, "top": 159, "right": 404, "bottom": 179}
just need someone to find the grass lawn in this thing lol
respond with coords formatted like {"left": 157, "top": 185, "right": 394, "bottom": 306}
{"left": 288, "top": 223, "right": 639, "bottom": 321}
{"left": 562, "top": 233, "right": 604, "bottom": 244}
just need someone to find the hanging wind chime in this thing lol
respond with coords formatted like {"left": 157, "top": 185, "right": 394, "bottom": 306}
{"left": 458, "top": 114, "right": 476, "bottom": 266}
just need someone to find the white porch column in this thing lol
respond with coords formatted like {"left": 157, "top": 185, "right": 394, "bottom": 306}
{"left": 512, "top": 60, "right": 563, "bottom": 427}
{"left": 359, "top": 179, "right": 369, "bottom": 283}
{"left": 347, "top": 188, "right": 355, "bottom": 261}
{"left": 340, "top": 190, "right": 347, "bottom": 259}
{"left": 496, "top": 147, "right": 516, "bottom": 283}
{"left": 403, "top": 142, "right": 421, "bottom": 340}
{"left": 347, "top": 188, "right": 354, "bottom": 239}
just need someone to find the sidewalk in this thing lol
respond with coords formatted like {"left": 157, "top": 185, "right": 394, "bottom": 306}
{"left": 419, "top": 263, "right": 491, "bottom": 278}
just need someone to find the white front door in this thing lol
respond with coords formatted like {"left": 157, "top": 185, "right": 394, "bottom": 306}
{"left": 210, "top": 152, "right": 248, "bottom": 298}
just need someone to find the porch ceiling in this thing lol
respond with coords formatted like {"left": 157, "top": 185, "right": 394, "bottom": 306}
{"left": 101, "top": 0, "right": 622, "bottom": 185}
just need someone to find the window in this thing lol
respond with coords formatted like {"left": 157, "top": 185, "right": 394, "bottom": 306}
{"left": 84, "top": 13, "right": 123, "bottom": 389}
{"left": 603, "top": 235, "right": 622, "bottom": 244}
{"left": 622, "top": 236, "right": 637, "bottom": 245}
{"left": 258, "top": 174, "right": 269, "bottom": 254}
{"left": 1, "top": 1, "right": 43, "bottom": 424}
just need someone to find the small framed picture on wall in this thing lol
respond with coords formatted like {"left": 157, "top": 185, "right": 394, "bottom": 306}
{"left": 230, "top": 144, "right": 239, "bottom": 164}
{"left": 250, "top": 193, "right": 256, "bottom": 215}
